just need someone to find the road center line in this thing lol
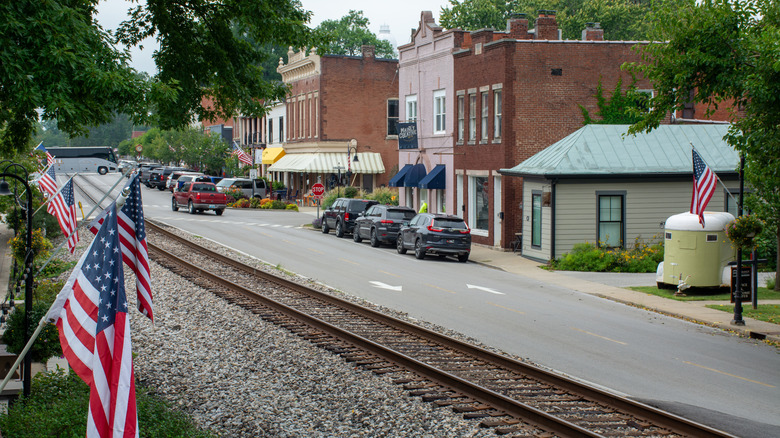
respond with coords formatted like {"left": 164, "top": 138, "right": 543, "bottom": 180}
{"left": 487, "top": 302, "right": 525, "bottom": 315}
{"left": 683, "top": 361, "right": 775, "bottom": 388}
{"left": 338, "top": 258, "right": 360, "bottom": 266}
{"left": 571, "top": 327, "right": 627, "bottom": 345}
{"left": 425, "top": 284, "right": 456, "bottom": 294}
{"left": 380, "top": 270, "right": 401, "bottom": 278}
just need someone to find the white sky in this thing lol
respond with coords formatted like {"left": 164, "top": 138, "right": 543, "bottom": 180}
{"left": 96, "top": 0, "right": 451, "bottom": 74}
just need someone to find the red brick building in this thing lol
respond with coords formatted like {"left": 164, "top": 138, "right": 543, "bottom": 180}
{"left": 271, "top": 46, "right": 399, "bottom": 194}
{"left": 452, "top": 13, "right": 651, "bottom": 249}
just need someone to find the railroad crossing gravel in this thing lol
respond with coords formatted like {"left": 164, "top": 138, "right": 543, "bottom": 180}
{"left": 62, "top": 225, "right": 503, "bottom": 437}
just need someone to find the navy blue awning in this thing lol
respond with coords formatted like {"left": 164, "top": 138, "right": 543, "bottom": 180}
{"left": 418, "top": 164, "right": 445, "bottom": 189}
{"left": 388, "top": 164, "right": 412, "bottom": 187}
{"left": 404, "top": 163, "right": 427, "bottom": 187}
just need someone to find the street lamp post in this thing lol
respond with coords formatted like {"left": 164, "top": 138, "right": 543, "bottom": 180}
{"left": 333, "top": 164, "right": 344, "bottom": 197}
{"left": 0, "top": 161, "right": 34, "bottom": 397}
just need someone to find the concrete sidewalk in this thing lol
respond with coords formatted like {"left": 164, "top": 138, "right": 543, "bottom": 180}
{"left": 297, "top": 205, "right": 780, "bottom": 343}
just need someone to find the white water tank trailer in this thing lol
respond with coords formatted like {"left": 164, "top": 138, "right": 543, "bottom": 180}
{"left": 656, "top": 212, "right": 736, "bottom": 289}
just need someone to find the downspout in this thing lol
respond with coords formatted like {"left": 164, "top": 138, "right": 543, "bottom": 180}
{"left": 550, "top": 179, "right": 557, "bottom": 261}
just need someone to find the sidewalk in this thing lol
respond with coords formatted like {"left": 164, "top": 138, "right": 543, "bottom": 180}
{"left": 297, "top": 205, "right": 780, "bottom": 343}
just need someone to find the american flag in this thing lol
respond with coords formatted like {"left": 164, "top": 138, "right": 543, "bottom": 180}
{"left": 46, "top": 204, "right": 138, "bottom": 437}
{"left": 45, "top": 178, "right": 79, "bottom": 253}
{"left": 89, "top": 174, "right": 153, "bottom": 321}
{"left": 35, "top": 142, "right": 55, "bottom": 166}
{"left": 691, "top": 149, "right": 717, "bottom": 226}
{"left": 232, "top": 142, "right": 253, "bottom": 167}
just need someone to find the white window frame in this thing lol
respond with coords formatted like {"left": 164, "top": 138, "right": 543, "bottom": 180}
{"left": 457, "top": 95, "right": 464, "bottom": 143}
{"left": 468, "top": 94, "right": 476, "bottom": 142}
{"left": 433, "top": 89, "right": 446, "bottom": 135}
{"left": 405, "top": 95, "right": 417, "bottom": 122}
{"left": 481, "top": 92, "right": 489, "bottom": 141}
{"left": 493, "top": 90, "right": 502, "bottom": 139}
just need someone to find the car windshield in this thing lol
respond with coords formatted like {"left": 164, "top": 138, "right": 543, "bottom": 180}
{"left": 433, "top": 218, "right": 467, "bottom": 230}
{"left": 216, "top": 179, "right": 236, "bottom": 188}
{"left": 192, "top": 184, "right": 216, "bottom": 192}
{"left": 347, "top": 202, "right": 372, "bottom": 213}
{"left": 388, "top": 210, "right": 415, "bottom": 220}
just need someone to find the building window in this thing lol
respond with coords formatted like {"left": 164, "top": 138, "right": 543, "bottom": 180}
{"left": 457, "top": 95, "right": 464, "bottom": 142}
{"left": 472, "top": 176, "right": 489, "bottom": 231}
{"left": 298, "top": 99, "right": 304, "bottom": 139}
{"left": 481, "top": 92, "right": 489, "bottom": 141}
{"left": 437, "top": 190, "right": 446, "bottom": 213}
{"left": 433, "top": 89, "right": 446, "bottom": 134}
{"left": 598, "top": 194, "right": 624, "bottom": 248}
{"left": 532, "top": 192, "right": 542, "bottom": 247}
{"left": 406, "top": 95, "right": 417, "bottom": 122}
{"left": 268, "top": 119, "right": 273, "bottom": 144}
{"left": 468, "top": 95, "right": 476, "bottom": 142}
{"left": 493, "top": 90, "right": 502, "bottom": 139}
{"left": 388, "top": 98, "right": 399, "bottom": 136}
{"left": 279, "top": 116, "right": 284, "bottom": 142}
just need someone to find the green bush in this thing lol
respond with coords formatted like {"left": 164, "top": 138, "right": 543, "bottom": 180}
{"left": 0, "top": 369, "right": 215, "bottom": 437}
{"left": 34, "top": 279, "right": 64, "bottom": 305}
{"left": 36, "top": 258, "right": 76, "bottom": 279}
{"left": 1, "top": 302, "right": 61, "bottom": 363}
{"left": 364, "top": 186, "right": 399, "bottom": 205}
{"left": 285, "top": 203, "right": 299, "bottom": 211}
{"left": 550, "top": 238, "right": 664, "bottom": 273}
{"left": 552, "top": 243, "right": 616, "bottom": 272}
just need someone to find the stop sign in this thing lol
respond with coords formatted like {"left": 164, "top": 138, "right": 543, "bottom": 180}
{"left": 311, "top": 183, "right": 325, "bottom": 198}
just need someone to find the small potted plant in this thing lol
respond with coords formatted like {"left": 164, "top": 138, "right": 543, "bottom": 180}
{"left": 725, "top": 214, "right": 764, "bottom": 250}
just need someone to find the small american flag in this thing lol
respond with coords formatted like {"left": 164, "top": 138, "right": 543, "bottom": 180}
{"left": 46, "top": 178, "right": 79, "bottom": 253}
{"left": 691, "top": 149, "right": 716, "bottom": 226}
{"left": 89, "top": 174, "right": 153, "bottom": 321}
{"left": 232, "top": 142, "right": 253, "bottom": 167}
{"left": 35, "top": 142, "right": 55, "bottom": 166}
{"left": 47, "top": 204, "right": 138, "bottom": 437}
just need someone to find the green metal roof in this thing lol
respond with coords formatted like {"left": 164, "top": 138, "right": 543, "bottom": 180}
{"left": 500, "top": 124, "right": 738, "bottom": 178}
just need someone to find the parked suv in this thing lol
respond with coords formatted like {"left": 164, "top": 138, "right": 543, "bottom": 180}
{"left": 396, "top": 213, "right": 472, "bottom": 262}
{"left": 139, "top": 163, "right": 162, "bottom": 186}
{"left": 353, "top": 205, "right": 416, "bottom": 247}
{"left": 166, "top": 171, "right": 205, "bottom": 192}
{"left": 148, "top": 166, "right": 188, "bottom": 190}
{"left": 321, "top": 198, "right": 379, "bottom": 238}
{"left": 215, "top": 178, "right": 269, "bottom": 198}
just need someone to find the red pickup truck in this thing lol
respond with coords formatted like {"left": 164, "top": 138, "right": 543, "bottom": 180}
{"left": 172, "top": 182, "right": 227, "bottom": 215}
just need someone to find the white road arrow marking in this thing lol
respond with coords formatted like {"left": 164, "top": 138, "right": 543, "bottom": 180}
{"left": 369, "top": 281, "right": 402, "bottom": 292}
{"left": 466, "top": 284, "right": 505, "bottom": 295}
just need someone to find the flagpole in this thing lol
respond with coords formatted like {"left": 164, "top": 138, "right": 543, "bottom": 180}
{"left": 0, "top": 316, "right": 48, "bottom": 394}
{"left": 32, "top": 173, "right": 77, "bottom": 217}
{"left": 690, "top": 143, "right": 738, "bottom": 207}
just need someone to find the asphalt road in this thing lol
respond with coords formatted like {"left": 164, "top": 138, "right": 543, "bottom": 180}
{"left": 81, "top": 173, "right": 780, "bottom": 438}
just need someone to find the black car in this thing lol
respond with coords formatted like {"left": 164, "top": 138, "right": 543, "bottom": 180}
{"left": 148, "top": 166, "right": 187, "bottom": 190}
{"left": 353, "top": 205, "right": 416, "bottom": 247}
{"left": 396, "top": 213, "right": 472, "bottom": 262}
{"left": 321, "top": 198, "right": 379, "bottom": 238}
{"left": 139, "top": 163, "right": 162, "bottom": 185}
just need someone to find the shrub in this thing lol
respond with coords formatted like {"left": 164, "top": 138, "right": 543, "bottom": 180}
{"left": 344, "top": 186, "right": 359, "bottom": 198}
{"left": 285, "top": 203, "right": 299, "bottom": 211}
{"left": 225, "top": 187, "right": 245, "bottom": 201}
{"left": 1, "top": 302, "right": 62, "bottom": 363}
{"left": 230, "top": 198, "right": 250, "bottom": 208}
{"left": 272, "top": 181, "right": 286, "bottom": 191}
{"left": 365, "top": 186, "right": 399, "bottom": 205}
{"left": 34, "top": 279, "right": 65, "bottom": 305}
{"left": 552, "top": 243, "right": 616, "bottom": 272}
{"left": 36, "top": 258, "right": 76, "bottom": 279}
{"left": 10, "top": 228, "right": 51, "bottom": 265}
{"left": 549, "top": 237, "right": 664, "bottom": 273}
{"left": 249, "top": 197, "right": 262, "bottom": 208}
{"left": 312, "top": 217, "right": 322, "bottom": 228}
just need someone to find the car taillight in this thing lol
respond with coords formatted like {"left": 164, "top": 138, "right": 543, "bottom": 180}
{"left": 380, "top": 220, "right": 393, "bottom": 224}
{"left": 344, "top": 213, "right": 351, "bottom": 220}
{"left": 195, "top": 193, "right": 201, "bottom": 201}
{"left": 427, "top": 225, "right": 443, "bottom": 232}
{"left": 459, "top": 227, "right": 470, "bottom": 234}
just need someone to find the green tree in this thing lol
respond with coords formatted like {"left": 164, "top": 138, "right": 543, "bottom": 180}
{"left": 439, "top": 0, "right": 674, "bottom": 41}
{"left": 580, "top": 76, "right": 650, "bottom": 125}
{"left": 625, "top": 0, "right": 780, "bottom": 289}
{"left": 1, "top": 0, "right": 314, "bottom": 157}
{"left": 35, "top": 113, "right": 136, "bottom": 149}
{"left": 314, "top": 10, "right": 396, "bottom": 58}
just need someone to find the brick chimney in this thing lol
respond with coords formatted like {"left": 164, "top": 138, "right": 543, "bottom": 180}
{"left": 508, "top": 13, "right": 531, "bottom": 40}
{"left": 582, "top": 22, "right": 604, "bottom": 41}
{"left": 361, "top": 45, "right": 375, "bottom": 59}
{"left": 534, "top": 10, "right": 559, "bottom": 40}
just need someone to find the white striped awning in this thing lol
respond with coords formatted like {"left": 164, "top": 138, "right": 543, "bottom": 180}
{"left": 268, "top": 152, "right": 385, "bottom": 174}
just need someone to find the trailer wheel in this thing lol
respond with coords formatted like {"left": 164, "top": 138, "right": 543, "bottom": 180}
{"left": 98, "top": 166, "right": 108, "bottom": 175}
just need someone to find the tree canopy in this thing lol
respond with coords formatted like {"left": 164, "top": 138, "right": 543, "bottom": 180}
{"left": 313, "top": 10, "right": 396, "bottom": 58}
{"left": 625, "top": 0, "right": 779, "bottom": 287}
{"left": 1, "top": 0, "right": 315, "bottom": 157}
{"left": 438, "top": 0, "right": 678, "bottom": 41}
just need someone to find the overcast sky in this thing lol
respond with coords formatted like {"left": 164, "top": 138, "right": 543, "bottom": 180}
{"left": 96, "top": 0, "right": 451, "bottom": 74}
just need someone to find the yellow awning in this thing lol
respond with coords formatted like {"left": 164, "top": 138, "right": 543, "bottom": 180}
{"left": 261, "top": 147, "right": 286, "bottom": 164}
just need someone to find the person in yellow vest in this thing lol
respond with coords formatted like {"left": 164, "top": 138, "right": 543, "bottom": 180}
{"left": 419, "top": 202, "right": 428, "bottom": 213}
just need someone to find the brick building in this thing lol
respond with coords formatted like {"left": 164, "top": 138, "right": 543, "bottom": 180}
{"left": 452, "top": 13, "right": 651, "bottom": 249}
{"left": 269, "top": 46, "right": 398, "bottom": 195}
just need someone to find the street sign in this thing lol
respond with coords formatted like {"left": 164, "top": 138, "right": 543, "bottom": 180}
{"left": 312, "top": 183, "right": 325, "bottom": 198}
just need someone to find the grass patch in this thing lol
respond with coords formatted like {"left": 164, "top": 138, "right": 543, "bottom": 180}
{"left": 706, "top": 304, "right": 780, "bottom": 325}
{"left": 629, "top": 286, "right": 780, "bottom": 302}
{"left": 0, "top": 369, "right": 215, "bottom": 437}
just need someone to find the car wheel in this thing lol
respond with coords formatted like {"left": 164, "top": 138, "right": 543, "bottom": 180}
{"left": 370, "top": 229, "right": 380, "bottom": 247}
{"left": 414, "top": 239, "right": 426, "bottom": 260}
{"left": 457, "top": 253, "right": 469, "bottom": 263}
{"left": 321, "top": 218, "right": 330, "bottom": 234}
{"left": 188, "top": 201, "right": 196, "bottom": 214}
{"left": 171, "top": 197, "right": 178, "bottom": 212}
{"left": 353, "top": 228, "right": 362, "bottom": 243}
{"left": 97, "top": 166, "right": 108, "bottom": 175}
{"left": 335, "top": 220, "right": 344, "bottom": 238}
{"left": 158, "top": 185, "right": 166, "bottom": 191}
{"left": 215, "top": 209, "right": 224, "bottom": 216}
{"left": 396, "top": 236, "right": 407, "bottom": 254}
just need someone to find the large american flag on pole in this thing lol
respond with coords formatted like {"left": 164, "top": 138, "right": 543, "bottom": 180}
{"left": 42, "top": 176, "right": 79, "bottom": 253}
{"left": 231, "top": 141, "right": 253, "bottom": 167}
{"left": 47, "top": 204, "right": 138, "bottom": 437}
{"left": 89, "top": 174, "right": 153, "bottom": 321}
{"left": 691, "top": 149, "right": 717, "bottom": 227}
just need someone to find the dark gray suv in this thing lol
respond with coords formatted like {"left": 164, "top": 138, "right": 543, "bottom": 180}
{"left": 353, "top": 205, "right": 416, "bottom": 247}
{"left": 396, "top": 213, "right": 472, "bottom": 262}
{"left": 321, "top": 198, "right": 379, "bottom": 238}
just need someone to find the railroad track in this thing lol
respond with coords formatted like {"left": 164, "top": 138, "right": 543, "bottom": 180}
{"left": 74, "top": 175, "right": 735, "bottom": 438}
